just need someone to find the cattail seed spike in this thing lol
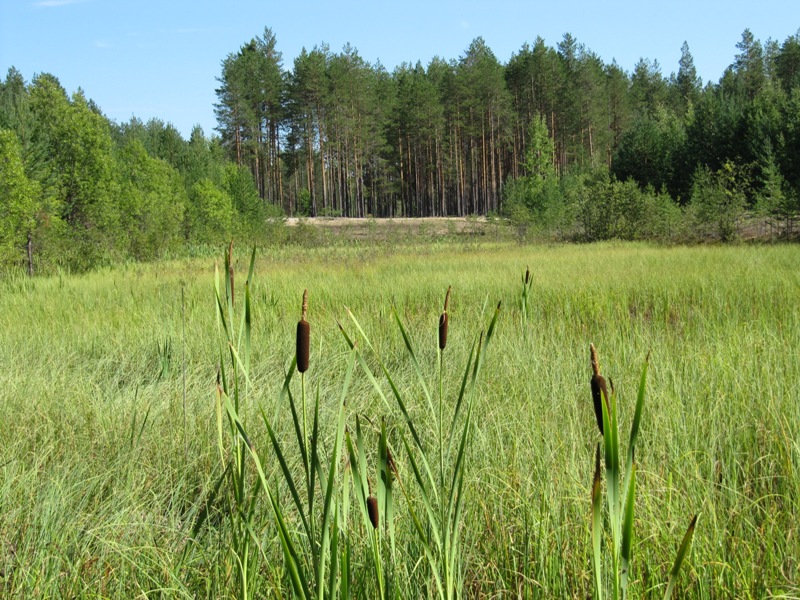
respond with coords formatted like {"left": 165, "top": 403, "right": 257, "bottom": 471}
{"left": 367, "top": 495, "right": 379, "bottom": 529}
{"left": 297, "top": 289, "right": 310, "bottom": 373}
{"left": 439, "top": 286, "right": 450, "bottom": 351}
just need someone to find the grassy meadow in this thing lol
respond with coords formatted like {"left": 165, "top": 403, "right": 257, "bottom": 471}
{"left": 1, "top": 240, "right": 798, "bottom": 598}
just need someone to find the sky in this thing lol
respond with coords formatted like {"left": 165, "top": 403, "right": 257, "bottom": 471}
{"left": 2, "top": 0, "right": 799, "bottom": 138}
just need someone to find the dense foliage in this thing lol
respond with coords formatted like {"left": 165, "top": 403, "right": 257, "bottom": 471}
{"left": 2, "top": 27, "right": 799, "bottom": 271}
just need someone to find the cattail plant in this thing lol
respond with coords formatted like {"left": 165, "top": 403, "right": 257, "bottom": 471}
{"left": 203, "top": 245, "right": 359, "bottom": 600}
{"left": 340, "top": 292, "right": 501, "bottom": 600}
{"left": 197, "top": 242, "right": 261, "bottom": 599}
{"left": 588, "top": 345, "right": 697, "bottom": 600}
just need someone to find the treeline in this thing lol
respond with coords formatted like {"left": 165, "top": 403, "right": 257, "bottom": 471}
{"left": 2, "top": 28, "right": 800, "bottom": 272}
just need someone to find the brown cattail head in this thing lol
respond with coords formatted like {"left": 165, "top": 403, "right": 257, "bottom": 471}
{"left": 438, "top": 312, "right": 448, "bottom": 350}
{"left": 297, "top": 289, "right": 310, "bottom": 373}
{"left": 367, "top": 495, "right": 379, "bottom": 529}
{"left": 524, "top": 266, "right": 531, "bottom": 285}
{"left": 590, "top": 374, "right": 608, "bottom": 436}
{"left": 439, "top": 286, "right": 451, "bottom": 350}
{"left": 589, "top": 344, "right": 608, "bottom": 436}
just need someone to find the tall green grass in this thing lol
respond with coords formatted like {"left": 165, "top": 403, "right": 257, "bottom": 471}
{"left": 0, "top": 242, "right": 798, "bottom": 597}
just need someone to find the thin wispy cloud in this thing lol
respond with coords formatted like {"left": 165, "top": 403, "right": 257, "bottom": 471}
{"left": 33, "top": 0, "right": 86, "bottom": 7}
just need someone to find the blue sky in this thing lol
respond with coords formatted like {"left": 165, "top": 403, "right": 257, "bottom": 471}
{"left": 2, "top": 0, "right": 798, "bottom": 138}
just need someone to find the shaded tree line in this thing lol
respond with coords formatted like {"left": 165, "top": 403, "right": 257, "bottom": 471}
{"left": 2, "top": 27, "right": 800, "bottom": 271}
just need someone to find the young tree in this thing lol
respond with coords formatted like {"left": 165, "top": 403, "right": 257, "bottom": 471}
{"left": 0, "top": 129, "right": 40, "bottom": 270}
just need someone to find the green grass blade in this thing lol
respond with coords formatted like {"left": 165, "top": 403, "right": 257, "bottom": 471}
{"left": 664, "top": 514, "right": 698, "bottom": 600}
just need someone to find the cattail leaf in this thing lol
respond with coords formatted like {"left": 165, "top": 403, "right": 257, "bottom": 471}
{"left": 626, "top": 355, "right": 649, "bottom": 474}
{"left": 448, "top": 337, "right": 477, "bottom": 445}
{"left": 591, "top": 444, "right": 604, "bottom": 600}
{"left": 318, "top": 347, "right": 355, "bottom": 586}
{"left": 378, "top": 420, "right": 395, "bottom": 550}
{"left": 391, "top": 304, "right": 434, "bottom": 417}
{"left": 214, "top": 265, "right": 231, "bottom": 344}
{"left": 226, "top": 341, "right": 252, "bottom": 388}
{"left": 621, "top": 463, "right": 636, "bottom": 599}
{"left": 391, "top": 444, "right": 445, "bottom": 600}
{"left": 258, "top": 409, "right": 311, "bottom": 542}
{"left": 230, "top": 395, "right": 312, "bottom": 600}
{"left": 245, "top": 245, "right": 256, "bottom": 285}
{"left": 309, "top": 385, "right": 320, "bottom": 521}
{"left": 327, "top": 504, "right": 339, "bottom": 599}
{"left": 346, "top": 431, "right": 371, "bottom": 531}
{"left": 267, "top": 484, "right": 312, "bottom": 600}
{"left": 447, "top": 402, "right": 472, "bottom": 528}
{"left": 349, "top": 337, "right": 438, "bottom": 501}
{"left": 356, "top": 418, "right": 369, "bottom": 506}
{"left": 664, "top": 514, "right": 699, "bottom": 600}
{"left": 449, "top": 404, "right": 473, "bottom": 577}
{"left": 281, "top": 361, "right": 310, "bottom": 488}
{"left": 336, "top": 318, "right": 356, "bottom": 350}
{"left": 401, "top": 435, "right": 443, "bottom": 554}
